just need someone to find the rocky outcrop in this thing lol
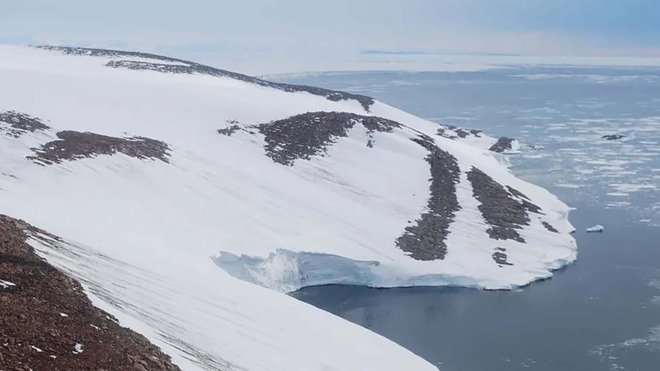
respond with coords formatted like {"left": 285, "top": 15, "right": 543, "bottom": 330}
{"left": 28, "top": 131, "right": 170, "bottom": 165}
{"left": 489, "top": 137, "right": 515, "bottom": 153}
{"left": 0, "top": 111, "right": 50, "bottom": 138}
{"left": 217, "top": 125, "right": 242, "bottom": 136}
{"left": 436, "top": 126, "right": 485, "bottom": 141}
{"left": 395, "top": 135, "right": 461, "bottom": 260}
{"left": 256, "top": 112, "right": 400, "bottom": 165}
{"left": 0, "top": 215, "right": 179, "bottom": 370}
{"left": 454, "top": 129, "right": 469, "bottom": 138}
{"left": 542, "top": 221, "right": 559, "bottom": 233}
{"left": 492, "top": 247, "right": 513, "bottom": 266}
{"left": 468, "top": 167, "right": 533, "bottom": 243}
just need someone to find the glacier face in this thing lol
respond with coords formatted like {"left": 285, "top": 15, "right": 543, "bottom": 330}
{"left": 0, "top": 44, "right": 576, "bottom": 370}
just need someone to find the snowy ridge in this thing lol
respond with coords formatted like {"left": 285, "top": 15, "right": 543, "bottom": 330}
{"left": 0, "top": 44, "right": 576, "bottom": 370}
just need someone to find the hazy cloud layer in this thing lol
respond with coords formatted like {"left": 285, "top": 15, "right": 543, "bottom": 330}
{"left": 2, "top": 0, "right": 659, "bottom": 74}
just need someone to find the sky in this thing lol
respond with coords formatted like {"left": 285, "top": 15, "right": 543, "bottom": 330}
{"left": 1, "top": 0, "right": 660, "bottom": 74}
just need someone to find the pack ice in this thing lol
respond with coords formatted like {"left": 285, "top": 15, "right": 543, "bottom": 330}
{"left": 0, "top": 45, "right": 577, "bottom": 370}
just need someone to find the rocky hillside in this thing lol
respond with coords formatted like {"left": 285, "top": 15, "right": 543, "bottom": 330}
{"left": 0, "top": 215, "right": 179, "bottom": 370}
{"left": 0, "top": 44, "right": 576, "bottom": 370}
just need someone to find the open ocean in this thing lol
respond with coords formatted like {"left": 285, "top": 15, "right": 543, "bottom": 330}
{"left": 278, "top": 67, "right": 660, "bottom": 370}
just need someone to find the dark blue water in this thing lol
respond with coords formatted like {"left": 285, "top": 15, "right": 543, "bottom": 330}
{"left": 280, "top": 68, "right": 660, "bottom": 370}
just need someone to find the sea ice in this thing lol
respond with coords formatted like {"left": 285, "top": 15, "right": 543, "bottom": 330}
{"left": 586, "top": 225, "right": 605, "bottom": 233}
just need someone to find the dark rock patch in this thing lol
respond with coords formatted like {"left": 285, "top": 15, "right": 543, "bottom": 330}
{"left": 28, "top": 131, "right": 170, "bottom": 165}
{"left": 40, "top": 46, "right": 375, "bottom": 111}
{"left": 436, "top": 127, "right": 456, "bottom": 140}
{"left": 521, "top": 199, "right": 543, "bottom": 214}
{"left": 455, "top": 129, "right": 469, "bottom": 138}
{"left": 506, "top": 185, "right": 530, "bottom": 200}
{"left": 106, "top": 60, "right": 196, "bottom": 74}
{"left": 395, "top": 135, "right": 461, "bottom": 260}
{"left": 360, "top": 116, "right": 400, "bottom": 133}
{"left": 39, "top": 45, "right": 180, "bottom": 62}
{"left": 0, "top": 215, "right": 179, "bottom": 370}
{"left": 602, "top": 134, "right": 625, "bottom": 141}
{"left": 256, "top": 112, "right": 400, "bottom": 166}
{"left": 468, "top": 167, "right": 529, "bottom": 243}
{"left": 410, "top": 133, "right": 437, "bottom": 151}
{"left": 506, "top": 185, "right": 543, "bottom": 214}
{"left": 492, "top": 251, "right": 513, "bottom": 266}
{"left": 437, "top": 126, "right": 484, "bottom": 141}
{"left": 489, "top": 137, "right": 515, "bottom": 153}
{"left": 217, "top": 125, "right": 241, "bottom": 136}
{"left": 542, "top": 221, "right": 559, "bottom": 233}
{"left": 0, "top": 111, "right": 50, "bottom": 138}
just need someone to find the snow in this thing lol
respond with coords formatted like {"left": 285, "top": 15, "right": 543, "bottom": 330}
{"left": 586, "top": 225, "right": 605, "bottom": 233}
{"left": 0, "top": 44, "right": 578, "bottom": 370}
{"left": 73, "top": 343, "right": 84, "bottom": 354}
{"left": 0, "top": 279, "right": 16, "bottom": 289}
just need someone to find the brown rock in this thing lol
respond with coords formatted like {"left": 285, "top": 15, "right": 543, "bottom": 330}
{"left": 0, "top": 214, "right": 180, "bottom": 370}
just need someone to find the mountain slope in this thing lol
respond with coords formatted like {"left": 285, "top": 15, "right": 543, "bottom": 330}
{"left": 0, "top": 45, "right": 576, "bottom": 370}
{"left": 0, "top": 215, "right": 179, "bottom": 370}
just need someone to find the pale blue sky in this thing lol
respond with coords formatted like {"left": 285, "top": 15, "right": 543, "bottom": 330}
{"left": 1, "top": 0, "right": 659, "bottom": 74}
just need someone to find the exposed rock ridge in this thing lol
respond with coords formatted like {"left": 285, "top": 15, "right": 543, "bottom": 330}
{"left": 467, "top": 167, "right": 534, "bottom": 243}
{"left": 0, "top": 111, "right": 50, "bottom": 138}
{"left": 28, "top": 131, "right": 170, "bottom": 165}
{"left": 39, "top": 46, "right": 375, "bottom": 111}
{"left": 489, "top": 137, "right": 515, "bottom": 153}
{"left": 254, "top": 111, "right": 400, "bottom": 166}
{"left": 436, "top": 126, "right": 482, "bottom": 140}
{"left": 395, "top": 134, "right": 461, "bottom": 260}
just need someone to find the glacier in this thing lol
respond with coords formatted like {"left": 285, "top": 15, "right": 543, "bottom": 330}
{"left": 0, "top": 44, "right": 577, "bottom": 370}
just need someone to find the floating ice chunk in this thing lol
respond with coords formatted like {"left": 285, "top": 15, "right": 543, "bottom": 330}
{"left": 586, "top": 225, "right": 605, "bottom": 233}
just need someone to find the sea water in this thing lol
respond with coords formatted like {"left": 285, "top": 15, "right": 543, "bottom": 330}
{"left": 280, "top": 67, "right": 660, "bottom": 370}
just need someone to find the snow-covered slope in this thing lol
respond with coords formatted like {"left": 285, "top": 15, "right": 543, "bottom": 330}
{"left": 0, "top": 45, "right": 576, "bottom": 370}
